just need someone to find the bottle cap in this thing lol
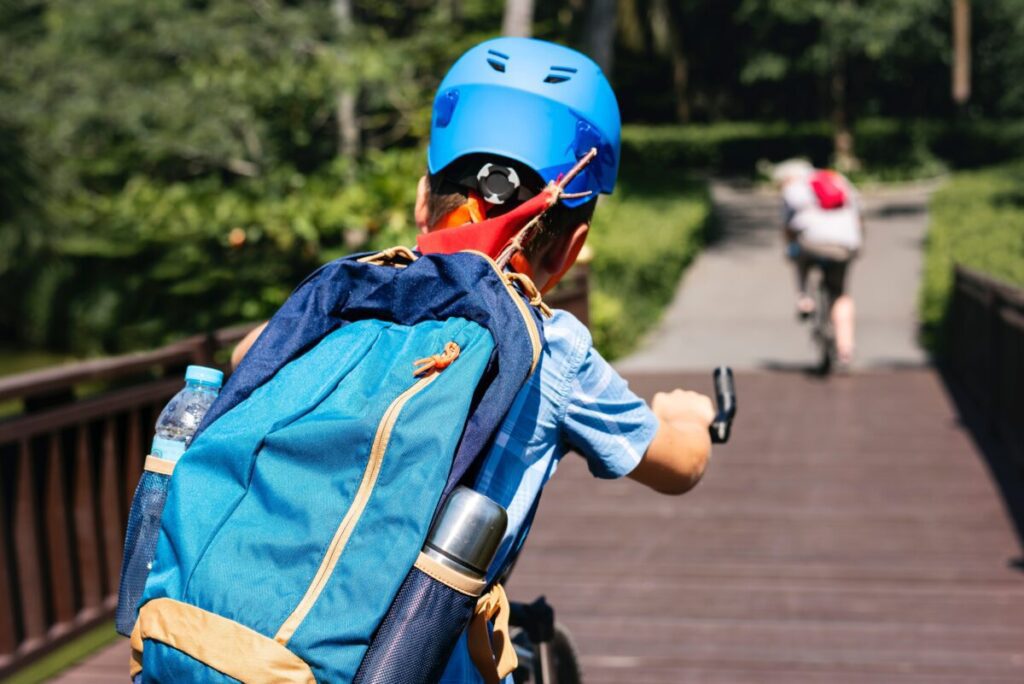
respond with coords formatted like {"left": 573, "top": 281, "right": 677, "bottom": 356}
{"left": 186, "top": 365, "right": 224, "bottom": 388}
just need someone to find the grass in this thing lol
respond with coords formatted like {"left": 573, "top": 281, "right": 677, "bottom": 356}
{"left": 4, "top": 621, "right": 120, "bottom": 684}
{"left": 0, "top": 348, "right": 78, "bottom": 377}
{"left": 587, "top": 166, "right": 712, "bottom": 360}
{"left": 921, "top": 160, "right": 1024, "bottom": 349}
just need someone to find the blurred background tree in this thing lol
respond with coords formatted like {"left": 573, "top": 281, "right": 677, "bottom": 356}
{"left": 0, "top": 0, "right": 1022, "bottom": 359}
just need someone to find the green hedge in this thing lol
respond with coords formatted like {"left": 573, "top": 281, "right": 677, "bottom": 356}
{"left": 3, "top": 150, "right": 424, "bottom": 355}
{"left": 588, "top": 168, "right": 711, "bottom": 360}
{"left": 921, "top": 161, "right": 1024, "bottom": 350}
{"left": 621, "top": 118, "right": 1024, "bottom": 180}
{"left": 2, "top": 141, "right": 708, "bottom": 361}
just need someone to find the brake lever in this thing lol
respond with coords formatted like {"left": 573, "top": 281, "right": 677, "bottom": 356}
{"left": 709, "top": 366, "right": 736, "bottom": 444}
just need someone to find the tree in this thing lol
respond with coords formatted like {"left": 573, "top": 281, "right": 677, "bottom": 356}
{"left": 0, "top": 0, "right": 503, "bottom": 353}
{"left": 620, "top": 0, "right": 692, "bottom": 122}
{"left": 502, "top": 0, "right": 534, "bottom": 37}
{"left": 952, "top": 0, "right": 970, "bottom": 104}
{"left": 334, "top": 0, "right": 361, "bottom": 159}
{"left": 736, "top": 0, "right": 948, "bottom": 169}
{"left": 585, "top": 0, "right": 618, "bottom": 75}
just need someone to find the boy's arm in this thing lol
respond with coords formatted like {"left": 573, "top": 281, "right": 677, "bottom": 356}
{"left": 231, "top": 321, "right": 268, "bottom": 369}
{"left": 628, "top": 390, "right": 714, "bottom": 495}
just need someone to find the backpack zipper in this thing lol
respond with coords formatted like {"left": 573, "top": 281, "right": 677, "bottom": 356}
{"left": 273, "top": 345, "right": 455, "bottom": 646}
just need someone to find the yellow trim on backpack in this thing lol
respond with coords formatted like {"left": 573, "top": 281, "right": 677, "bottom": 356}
{"left": 274, "top": 370, "right": 442, "bottom": 645}
{"left": 143, "top": 455, "right": 176, "bottom": 476}
{"left": 129, "top": 598, "right": 315, "bottom": 683}
{"left": 463, "top": 250, "right": 543, "bottom": 374}
{"left": 414, "top": 552, "right": 487, "bottom": 597}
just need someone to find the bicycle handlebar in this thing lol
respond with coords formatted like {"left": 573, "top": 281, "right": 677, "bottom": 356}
{"left": 709, "top": 366, "right": 736, "bottom": 444}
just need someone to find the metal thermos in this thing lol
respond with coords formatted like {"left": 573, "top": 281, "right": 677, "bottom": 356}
{"left": 352, "top": 487, "right": 509, "bottom": 684}
{"left": 423, "top": 486, "right": 508, "bottom": 579}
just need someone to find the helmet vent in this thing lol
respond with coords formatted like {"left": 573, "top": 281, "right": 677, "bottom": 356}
{"left": 544, "top": 66, "right": 577, "bottom": 84}
{"left": 486, "top": 49, "right": 509, "bottom": 73}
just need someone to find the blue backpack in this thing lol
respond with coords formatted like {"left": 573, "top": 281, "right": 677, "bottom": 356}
{"left": 130, "top": 248, "right": 544, "bottom": 683}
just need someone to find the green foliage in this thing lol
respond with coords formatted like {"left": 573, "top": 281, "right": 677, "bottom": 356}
{"left": 621, "top": 118, "right": 1024, "bottom": 180}
{"left": 588, "top": 168, "right": 711, "bottom": 360}
{"left": 0, "top": 0, "right": 501, "bottom": 355}
{"left": 737, "top": 0, "right": 947, "bottom": 77}
{"left": 921, "top": 162, "right": 1024, "bottom": 350}
{"left": 22, "top": 149, "right": 423, "bottom": 355}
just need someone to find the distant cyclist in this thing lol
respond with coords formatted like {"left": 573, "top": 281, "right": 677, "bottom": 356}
{"left": 772, "top": 159, "right": 864, "bottom": 370}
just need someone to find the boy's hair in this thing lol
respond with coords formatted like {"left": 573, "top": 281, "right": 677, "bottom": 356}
{"left": 426, "top": 157, "right": 596, "bottom": 257}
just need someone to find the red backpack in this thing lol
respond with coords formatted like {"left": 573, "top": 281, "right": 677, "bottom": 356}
{"left": 810, "top": 170, "right": 848, "bottom": 210}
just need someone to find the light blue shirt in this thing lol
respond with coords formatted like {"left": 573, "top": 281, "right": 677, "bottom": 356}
{"left": 440, "top": 310, "right": 659, "bottom": 683}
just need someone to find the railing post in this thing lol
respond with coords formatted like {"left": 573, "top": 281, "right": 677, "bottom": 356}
{"left": 0, "top": 457, "right": 18, "bottom": 662}
{"left": 13, "top": 439, "right": 46, "bottom": 651}
{"left": 949, "top": 265, "right": 1024, "bottom": 466}
{"left": 45, "top": 433, "right": 77, "bottom": 634}
{"left": 0, "top": 323, "right": 260, "bottom": 677}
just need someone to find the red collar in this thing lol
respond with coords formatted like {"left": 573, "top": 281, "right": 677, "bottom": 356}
{"left": 416, "top": 191, "right": 553, "bottom": 260}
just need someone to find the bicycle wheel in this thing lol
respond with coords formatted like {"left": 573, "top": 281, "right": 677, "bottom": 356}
{"left": 547, "top": 622, "right": 583, "bottom": 684}
{"left": 511, "top": 621, "right": 584, "bottom": 684}
{"left": 813, "top": 272, "right": 836, "bottom": 374}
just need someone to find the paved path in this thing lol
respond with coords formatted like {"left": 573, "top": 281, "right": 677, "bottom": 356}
{"left": 618, "top": 179, "right": 936, "bottom": 373}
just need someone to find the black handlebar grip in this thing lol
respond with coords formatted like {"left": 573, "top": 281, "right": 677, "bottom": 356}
{"left": 710, "top": 366, "right": 736, "bottom": 444}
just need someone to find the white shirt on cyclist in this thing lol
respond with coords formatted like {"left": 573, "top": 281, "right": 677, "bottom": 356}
{"left": 782, "top": 172, "right": 863, "bottom": 250}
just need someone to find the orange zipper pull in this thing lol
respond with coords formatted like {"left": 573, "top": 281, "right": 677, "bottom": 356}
{"left": 413, "top": 341, "right": 461, "bottom": 377}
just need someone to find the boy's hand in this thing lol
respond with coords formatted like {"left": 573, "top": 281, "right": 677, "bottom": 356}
{"left": 652, "top": 389, "right": 715, "bottom": 429}
{"left": 630, "top": 388, "right": 714, "bottom": 496}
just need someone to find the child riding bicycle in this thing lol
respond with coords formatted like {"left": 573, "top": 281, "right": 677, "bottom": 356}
{"left": 773, "top": 159, "right": 864, "bottom": 371}
{"left": 233, "top": 37, "right": 715, "bottom": 684}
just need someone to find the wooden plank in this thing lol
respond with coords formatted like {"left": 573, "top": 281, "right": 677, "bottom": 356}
{"left": 0, "top": 339, "right": 198, "bottom": 404}
{"left": 506, "top": 370, "right": 1024, "bottom": 682}
{"left": 73, "top": 424, "right": 103, "bottom": 620}
{"left": 123, "top": 408, "right": 144, "bottom": 528}
{"left": 45, "top": 432, "right": 77, "bottom": 632}
{"left": 13, "top": 439, "right": 46, "bottom": 649}
{"left": 98, "top": 418, "right": 122, "bottom": 602}
{"left": 0, "top": 379, "right": 180, "bottom": 445}
{"left": 0, "top": 447, "right": 19, "bottom": 659}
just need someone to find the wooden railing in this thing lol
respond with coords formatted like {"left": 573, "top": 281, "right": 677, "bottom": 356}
{"left": 947, "top": 265, "right": 1024, "bottom": 466}
{"left": 0, "top": 325, "right": 254, "bottom": 677}
{"left": 0, "top": 265, "right": 588, "bottom": 677}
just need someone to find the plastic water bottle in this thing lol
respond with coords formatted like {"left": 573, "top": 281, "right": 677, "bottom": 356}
{"left": 115, "top": 365, "right": 223, "bottom": 636}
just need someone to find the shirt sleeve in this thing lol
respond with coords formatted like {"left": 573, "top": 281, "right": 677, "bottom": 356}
{"left": 560, "top": 344, "right": 659, "bottom": 479}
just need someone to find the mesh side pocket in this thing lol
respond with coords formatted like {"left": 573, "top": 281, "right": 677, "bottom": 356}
{"left": 116, "top": 471, "right": 170, "bottom": 636}
{"left": 353, "top": 567, "right": 477, "bottom": 684}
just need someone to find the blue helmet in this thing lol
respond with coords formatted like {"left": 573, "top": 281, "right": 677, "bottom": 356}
{"left": 428, "top": 37, "right": 621, "bottom": 208}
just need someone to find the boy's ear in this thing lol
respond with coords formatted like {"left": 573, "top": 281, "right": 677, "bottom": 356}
{"left": 415, "top": 175, "right": 430, "bottom": 233}
{"left": 541, "top": 222, "right": 590, "bottom": 276}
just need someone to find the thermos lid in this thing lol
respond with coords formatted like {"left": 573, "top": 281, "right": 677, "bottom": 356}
{"left": 426, "top": 487, "right": 508, "bottom": 576}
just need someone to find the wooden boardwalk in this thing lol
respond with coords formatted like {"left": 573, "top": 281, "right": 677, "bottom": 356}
{"left": 507, "top": 370, "right": 1024, "bottom": 683}
{"left": 53, "top": 369, "right": 1024, "bottom": 682}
